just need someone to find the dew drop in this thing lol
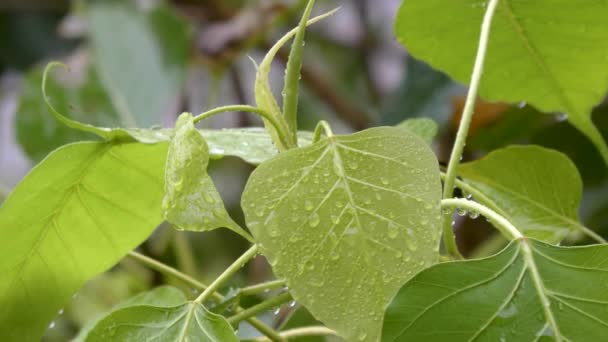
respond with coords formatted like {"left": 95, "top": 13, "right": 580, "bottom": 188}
{"left": 517, "top": 101, "right": 526, "bottom": 108}
{"left": 456, "top": 207, "right": 467, "bottom": 216}
{"left": 405, "top": 239, "right": 418, "bottom": 252}
{"left": 557, "top": 113, "right": 568, "bottom": 122}
{"left": 289, "top": 300, "right": 297, "bottom": 308}
{"left": 330, "top": 214, "right": 340, "bottom": 224}
{"left": 348, "top": 161, "right": 359, "bottom": 170}
{"left": 48, "top": 321, "right": 56, "bottom": 329}
{"left": 255, "top": 206, "right": 265, "bottom": 217}
{"left": 308, "top": 213, "right": 321, "bottom": 227}
{"left": 203, "top": 193, "right": 216, "bottom": 204}
{"left": 468, "top": 211, "right": 480, "bottom": 219}
{"left": 358, "top": 332, "right": 367, "bottom": 341}
{"left": 57, "top": 308, "right": 64, "bottom": 315}
{"left": 304, "top": 200, "right": 314, "bottom": 211}
{"left": 387, "top": 223, "right": 399, "bottom": 239}
{"left": 380, "top": 177, "right": 389, "bottom": 185}
{"left": 273, "top": 307, "right": 281, "bottom": 315}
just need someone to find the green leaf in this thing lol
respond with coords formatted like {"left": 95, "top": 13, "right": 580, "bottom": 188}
{"left": 88, "top": 1, "right": 190, "bottom": 127}
{"left": 242, "top": 127, "right": 442, "bottom": 341}
{"left": 0, "top": 141, "right": 166, "bottom": 342}
{"left": 163, "top": 113, "right": 251, "bottom": 241}
{"left": 74, "top": 286, "right": 187, "bottom": 342}
{"left": 395, "top": 0, "right": 608, "bottom": 163}
{"left": 457, "top": 145, "right": 588, "bottom": 243}
{"left": 397, "top": 118, "right": 438, "bottom": 144}
{"left": 16, "top": 64, "right": 119, "bottom": 161}
{"left": 383, "top": 239, "right": 608, "bottom": 341}
{"left": 86, "top": 302, "right": 238, "bottom": 342}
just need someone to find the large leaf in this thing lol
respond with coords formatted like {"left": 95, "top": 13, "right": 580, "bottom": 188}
{"left": 242, "top": 127, "right": 442, "bottom": 341}
{"left": 88, "top": 1, "right": 190, "bottom": 127}
{"left": 457, "top": 146, "right": 587, "bottom": 243}
{"left": 163, "top": 113, "right": 250, "bottom": 240}
{"left": 0, "top": 141, "right": 166, "bottom": 341}
{"left": 86, "top": 302, "right": 238, "bottom": 342}
{"left": 74, "top": 286, "right": 187, "bottom": 342}
{"left": 16, "top": 64, "right": 119, "bottom": 161}
{"left": 395, "top": 0, "right": 608, "bottom": 162}
{"left": 383, "top": 239, "right": 608, "bottom": 341}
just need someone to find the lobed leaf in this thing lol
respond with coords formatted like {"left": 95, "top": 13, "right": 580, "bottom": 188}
{"left": 0, "top": 141, "right": 167, "bottom": 341}
{"left": 384, "top": 239, "right": 608, "bottom": 341}
{"left": 242, "top": 127, "right": 442, "bottom": 341}
{"left": 395, "top": 0, "right": 608, "bottom": 163}
{"left": 163, "top": 113, "right": 251, "bottom": 240}
{"left": 457, "top": 145, "right": 588, "bottom": 243}
{"left": 86, "top": 302, "right": 238, "bottom": 342}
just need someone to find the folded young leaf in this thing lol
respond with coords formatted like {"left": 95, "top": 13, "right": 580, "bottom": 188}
{"left": 74, "top": 286, "right": 187, "bottom": 341}
{"left": 163, "top": 113, "right": 251, "bottom": 241}
{"left": 383, "top": 239, "right": 608, "bottom": 341}
{"left": 0, "top": 141, "right": 167, "bottom": 342}
{"left": 395, "top": 0, "right": 608, "bottom": 163}
{"left": 242, "top": 127, "right": 442, "bottom": 341}
{"left": 86, "top": 302, "right": 238, "bottom": 342}
{"left": 457, "top": 145, "right": 589, "bottom": 243}
{"left": 397, "top": 118, "right": 438, "bottom": 144}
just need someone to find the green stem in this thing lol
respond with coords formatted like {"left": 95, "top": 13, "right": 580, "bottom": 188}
{"left": 227, "top": 292, "right": 293, "bottom": 325}
{"left": 441, "top": 198, "right": 523, "bottom": 241}
{"left": 441, "top": 0, "right": 500, "bottom": 258}
{"left": 192, "top": 105, "right": 290, "bottom": 148}
{"left": 255, "top": 326, "right": 338, "bottom": 342}
{"left": 239, "top": 280, "right": 286, "bottom": 297}
{"left": 312, "top": 120, "right": 334, "bottom": 143}
{"left": 194, "top": 245, "right": 259, "bottom": 304}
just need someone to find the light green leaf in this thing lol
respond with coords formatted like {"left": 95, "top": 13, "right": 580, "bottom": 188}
{"left": 162, "top": 113, "right": 251, "bottom": 240}
{"left": 86, "top": 302, "right": 238, "bottom": 342}
{"left": 74, "top": 286, "right": 187, "bottom": 342}
{"left": 395, "top": 0, "right": 608, "bottom": 163}
{"left": 242, "top": 127, "right": 442, "bottom": 341}
{"left": 457, "top": 145, "right": 588, "bottom": 243}
{"left": 397, "top": 118, "right": 438, "bottom": 144}
{"left": 16, "top": 64, "right": 119, "bottom": 161}
{"left": 0, "top": 141, "right": 166, "bottom": 342}
{"left": 88, "top": 1, "right": 190, "bottom": 127}
{"left": 383, "top": 239, "right": 608, "bottom": 341}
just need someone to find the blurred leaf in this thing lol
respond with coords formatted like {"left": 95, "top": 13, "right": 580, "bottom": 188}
{"left": 86, "top": 302, "right": 238, "bottom": 342}
{"left": 395, "top": 0, "right": 608, "bottom": 163}
{"left": 383, "top": 240, "right": 608, "bottom": 341}
{"left": 0, "top": 141, "right": 167, "bottom": 342}
{"left": 397, "top": 117, "right": 438, "bottom": 144}
{"left": 74, "top": 286, "right": 187, "bottom": 342}
{"left": 458, "top": 146, "right": 587, "bottom": 243}
{"left": 88, "top": 1, "right": 191, "bottom": 127}
{"left": 163, "top": 113, "right": 251, "bottom": 240}
{"left": 16, "top": 64, "right": 119, "bottom": 161}
{"left": 382, "top": 56, "right": 459, "bottom": 126}
{"left": 242, "top": 127, "right": 442, "bottom": 341}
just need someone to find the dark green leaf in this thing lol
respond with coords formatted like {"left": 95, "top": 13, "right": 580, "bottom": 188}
{"left": 0, "top": 141, "right": 166, "bottom": 341}
{"left": 384, "top": 239, "right": 608, "bottom": 341}
{"left": 242, "top": 127, "right": 442, "bottom": 341}
{"left": 86, "top": 302, "right": 238, "bottom": 342}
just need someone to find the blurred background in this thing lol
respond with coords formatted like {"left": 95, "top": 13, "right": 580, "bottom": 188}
{"left": 1, "top": 0, "right": 608, "bottom": 340}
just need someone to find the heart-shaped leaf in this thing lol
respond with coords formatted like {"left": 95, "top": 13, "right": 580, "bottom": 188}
{"left": 0, "top": 141, "right": 166, "bottom": 341}
{"left": 242, "top": 127, "right": 442, "bottom": 341}
{"left": 86, "top": 302, "right": 238, "bottom": 342}
{"left": 384, "top": 239, "right": 608, "bottom": 341}
{"left": 395, "top": 0, "right": 608, "bottom": 163}
{"left": 163, "top": 113, "right": 251, "bottom": 240}
{"left": 457, "top": 146, "right": 593, "bottom": 243}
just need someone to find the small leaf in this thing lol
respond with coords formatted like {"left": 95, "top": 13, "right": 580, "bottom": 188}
{"left": 397, "top": 118, "right": 438, "bottom": 144}
{"left": 74, "top": 286, "right": 187, "bottom": 342}
{"left": 383, "top": 239, "right": 608, "bottom": 341}
{"left": 458, "top": 146, "right": 587, "bottom": 243}
{"left": 395, "top": 0, "right": 608, "bottom": 162}
{"left": 163, "top": 113, "right": 251, "bottom": 240}
{"left": 0, "top": 141, "right": 167, "bottom": 341}
{"left": 242, "top": 127, "right": 442, "bottom": 341}
{"left": 86, "top": 302, "right": 238, "bottom": 342}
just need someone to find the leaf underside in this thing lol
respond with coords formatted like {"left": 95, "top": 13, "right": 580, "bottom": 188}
{"left": 242, "top": 127, "right": 442, "bottom": 341}
{"left": 383, "top": 239, "right": 608, "bottom": 341}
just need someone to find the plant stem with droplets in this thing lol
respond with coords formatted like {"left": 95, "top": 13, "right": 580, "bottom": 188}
{"left": 441, "top": 0, "right": 500, "bottom": 259}
{"left": 239, "top": 279, "right": 286, "bottom": 297}
{"left": 255, "top": 326, "right": 339, "bottom": 342}
{"left": 227, "top": 292, "right": 293, "bottom": 325}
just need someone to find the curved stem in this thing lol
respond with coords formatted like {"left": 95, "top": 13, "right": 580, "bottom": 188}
{"left": 192, "top": 105, "right": 290, "bottom": 148}
{"left": 442, "top": 198, "right": 523, "bottom": 241}
{"left": 239, "top": 279, "right": 286, "bottom": 297}
{"left": 312, "top": 120, "right": 334, "bottom": 143}
{"left": 255, "top": 326, "right": 338, "bottom": 342}
{"left": 195, "top": 245, "right": 258, "bottom": 304}
{"left": 441, "top": 0, "right": 501, "bottom": 258}
{"left": 227, "top": 292, "right": 292, "bottom": 325}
